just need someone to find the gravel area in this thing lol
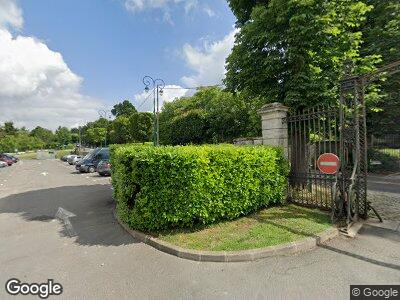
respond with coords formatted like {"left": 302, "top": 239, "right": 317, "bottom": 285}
{"left": 368, "top": 190, "right": 400, "bottom": 221}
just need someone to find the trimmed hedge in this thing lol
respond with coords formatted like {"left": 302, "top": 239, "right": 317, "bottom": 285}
{"left": 110, "top": 144, "right": 289, "bottom": 231}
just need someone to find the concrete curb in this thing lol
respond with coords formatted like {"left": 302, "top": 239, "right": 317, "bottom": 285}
{"left": 114, "top": 209, "right": 339, "bottom": 262}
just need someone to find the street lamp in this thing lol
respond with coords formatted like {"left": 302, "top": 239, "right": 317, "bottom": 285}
{"left": 143, "top": 76, "right": 165, "bottom": 146}
{"left": 98, "top": 109, "right": 112, "bottom": 147}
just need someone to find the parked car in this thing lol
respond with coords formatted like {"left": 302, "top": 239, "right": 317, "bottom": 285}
{"left": 72, "top": 155, "right": 83, "bottom": 165}
{"left": 97, "top": 159, "right": 111, "bottom": 176}
{"left": 0, "top": 154, "right": 14, "bottom": 166}
{"left": 0, "top": 161, "right": 7, "bottom": 168}
{"left": 77, "top": 148, "right": 109, "bottom": 173}
{"left": 3, "top": 154, "right": 19, "bottom": 163}
{"left": 75, "top": 149, "right": 97, "bottom": 171}
{"left": 62, "top": 154, "right": 75, "bottom": 162}
{"left": 67, "top": 155, "right": 83, "bottom": 165}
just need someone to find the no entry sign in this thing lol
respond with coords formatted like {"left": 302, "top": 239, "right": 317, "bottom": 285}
{"left": 317, "top": 153, "right": 340, "bottom": 174}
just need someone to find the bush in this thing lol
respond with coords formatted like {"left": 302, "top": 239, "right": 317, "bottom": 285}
{"left": 368, "top": 148, "right": 400, "bottom": 173}
{"left": 111, "top": 144, "right": 289, "bottom": 231}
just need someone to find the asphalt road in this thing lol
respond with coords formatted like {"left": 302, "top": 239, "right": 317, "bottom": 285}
{"left": 368, "top": 174, "right": 400, "bottom": 194}
{"left": 0, "top": 160, "right": 399, "bottom": 300}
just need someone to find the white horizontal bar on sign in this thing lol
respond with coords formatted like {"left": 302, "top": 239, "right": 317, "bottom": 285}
{"left": 320, "top": 162, "right": 338, "bottom": 166}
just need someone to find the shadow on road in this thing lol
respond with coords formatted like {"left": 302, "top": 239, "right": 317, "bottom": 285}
{"left": 319, "top": 224, "right": 400, "bottom": 271}
{"left": 0, "top": 185, "right": 138, "bottom": 247}
{"left": 318, "top": 244, "right": 400, "bottom": 271}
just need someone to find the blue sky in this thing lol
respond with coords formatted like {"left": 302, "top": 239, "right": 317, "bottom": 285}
{"left": 17, "top": 0, "right": 236, "bottom": 112}
{"left": 0, "top": 0, "right": 237, "bottom": 129}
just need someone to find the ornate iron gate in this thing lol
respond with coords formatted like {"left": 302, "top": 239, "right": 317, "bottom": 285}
{"left": 286, "top": 61, "right": 400, "bottom": 225}
{"left": 287, "top": 79, "right": 368, "bottom": 225}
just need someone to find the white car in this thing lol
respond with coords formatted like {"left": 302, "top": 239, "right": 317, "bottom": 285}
{"left": 0, "top": 161, "right": 7, "bottom": 168}
{"left": 72, "top": 156, "right": 83, "bottom": 165}
{"left": 67, "top": 155, "right": 83, "bottom": 165}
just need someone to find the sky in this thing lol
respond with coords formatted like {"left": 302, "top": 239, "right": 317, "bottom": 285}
{"left": 0, "top": 0, "right": 237, "bottom": 130}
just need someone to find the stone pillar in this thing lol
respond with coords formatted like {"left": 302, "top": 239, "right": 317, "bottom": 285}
{"left": 257, "top": 102, "right": 289, "bottom": 157}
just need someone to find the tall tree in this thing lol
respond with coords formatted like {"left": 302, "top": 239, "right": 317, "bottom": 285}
{"left": 4, "top": 121, "right": 17, "bottom": 135}
{"left": 111, "top": 100, "right": 137, "bottom": 117}
{"left": 55, "top": 126, "right": 72, "bottom": 146}
{"left": 30, "top": 126, "right": 54, "bottom": 146}
{"left": 129, "top": 112, "right": 153, "bottom": 143}
{"left": 225, "top": 0, "right": 375, "bottom": 109}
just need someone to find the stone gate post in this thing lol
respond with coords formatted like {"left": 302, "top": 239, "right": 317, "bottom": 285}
{"left": 257, "top": 102, "right": 289, "bottom": 158}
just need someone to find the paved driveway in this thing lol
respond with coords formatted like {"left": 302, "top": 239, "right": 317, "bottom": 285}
{"left": 0, "top": 160, "right": 399, "bottom": 300}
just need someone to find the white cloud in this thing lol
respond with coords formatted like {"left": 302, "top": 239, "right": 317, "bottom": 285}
{"left": 134, "top": 85, "right": 190, "bottom": 112}
{"left": 202, "top": 5, "right": 215, "bottom": 17}
{"left": 0, "top": 0, "right": 23, "bottom": 29}
{"left": 0, "top": 0, "right": 104, "bottom": 130}
{"left": 180, "top": 29, "right": 237, "bottom": 87}
{"left": 124, "top": 0, "right": 213, "bottom": 23}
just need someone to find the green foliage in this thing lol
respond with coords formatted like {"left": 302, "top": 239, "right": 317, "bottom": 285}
{"left": 111, "top": 100, "right": 137, "bottom": 117}
{"left": 109, "top": 112, "right": 153, "bottom": 144}
{"left": 225, "top": 0, "right": 375, "bottom": 109}
{"left": 362, "top": 0, "right": 400, "bottom": 135}
{"left": 368, "top": 148, "right": 400, "bottom": 173}
{"left": 159, "top": 87, "right": 261, "bottom": 145}
{"left": 4, "top": 121, "right": 17, "bottom": 135}
{"left": 86, "top": 127, "right": 107, "bottom": 145}
{"left": 0, "top": 133, "right": 44, "bottom": 153}
{"left": 110, "top": 144, "right": 289, "bottom": 231}
{"left": 55, "top": 126, "right": 72, "bottom": 146}
{"left": 30, "top": 126, "right": 55, "bottom": 146}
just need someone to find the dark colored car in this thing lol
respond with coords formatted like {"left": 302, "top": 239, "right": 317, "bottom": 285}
{"left": 0, "top": 154, "right": 14, "bottom": 166}
{"left": 97, "top": 159, "right": 111, "bottom": 176}
{"left": 76, "top": 148, "right": 109, "bottom": 173}
{"left": 3, "top": 154, "right": 19, "bottom": 163}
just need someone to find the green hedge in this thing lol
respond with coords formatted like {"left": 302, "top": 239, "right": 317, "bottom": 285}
{"left": 110, "top": 144, "right": 289, "bottom": 231}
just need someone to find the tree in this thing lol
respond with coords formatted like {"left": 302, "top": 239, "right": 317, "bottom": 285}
{"left": 4, "top": 121, "right": 17, "bottom": 135}
{"left": 86, "top": 127, "right": 107, "bottom": 146}
{"left": 225, "top": 0, "right": 375, "bottom": 109}
{"left": 55, "top": 126, "right": 72, "bottom": 146}
{"left": 110, "top": 116, "right": 131, "bottom": 144}
{"left": 30, "top": 126, "right": 54, "bottom": 146}
{"left": 159, "top": 87, "right": 259, "bottom": 145}
{"left": 361, "top": 0, "right": 400, "bottom": 135}
{"left": 111, "top": 100, "right": 137, "bottom": 117}
{"left": 129, "top": 112, "right": 153, "bottom": 143}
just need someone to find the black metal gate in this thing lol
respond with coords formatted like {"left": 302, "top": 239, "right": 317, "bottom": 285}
{"left": 286, "top": 61, "right": 400, "bottom": 225}
{"left": 287, "top": 79, "right": 368, "bottom": 224}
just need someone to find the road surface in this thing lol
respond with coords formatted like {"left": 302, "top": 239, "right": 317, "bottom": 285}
{"left": 0, "top": 160, "right": 399, "bottom": 299}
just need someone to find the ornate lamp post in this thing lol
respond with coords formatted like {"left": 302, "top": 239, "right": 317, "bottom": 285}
{"left": 143, "top": 76, "right": 165, "bottom": 146}
{"left": 98, "top": 109, "right": 112, "bottom": 147}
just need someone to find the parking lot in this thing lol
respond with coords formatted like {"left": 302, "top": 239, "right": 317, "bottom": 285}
{"left": 0, "top": 160, "right": 399, "bottom": 299}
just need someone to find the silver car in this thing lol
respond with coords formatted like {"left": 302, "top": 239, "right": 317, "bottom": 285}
{"left": 67, "top": 155, "right": 83, "bottom": 165}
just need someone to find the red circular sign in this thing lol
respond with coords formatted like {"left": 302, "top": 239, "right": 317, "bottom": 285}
{"left": 317, "top": 153, "right": 340, "bottom": 174}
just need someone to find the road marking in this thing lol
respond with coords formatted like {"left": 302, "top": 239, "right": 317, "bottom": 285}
{"left": 55, "top": 207, "right": 77, "bottom": 237}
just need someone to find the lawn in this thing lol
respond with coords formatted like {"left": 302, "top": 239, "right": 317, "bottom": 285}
{"left": 16, "top": 152, "right": 37, "bottom": 160}
{"left": 155, "top": 205, "right": 332, "bottom": 251}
